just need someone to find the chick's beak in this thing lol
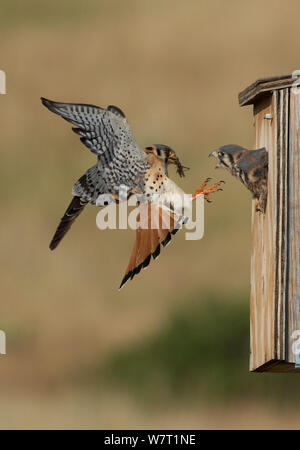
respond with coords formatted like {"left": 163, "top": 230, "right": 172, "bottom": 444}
{"left": 209, "top": 150, "right": 222, "bottom": 169}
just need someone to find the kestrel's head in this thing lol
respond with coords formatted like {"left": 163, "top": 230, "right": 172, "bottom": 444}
{"left": 144, "top": 144, "right": 189, "bottom": 177}
{"left": 145, "top": 144, "right": 177, "bottom": 162}
{"left": 209, "top": 144, "right": 247, "bottom": 175}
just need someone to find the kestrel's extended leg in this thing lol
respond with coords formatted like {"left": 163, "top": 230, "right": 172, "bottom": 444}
{"left": 192, "top": 178, "right": 225, "bottom": 202}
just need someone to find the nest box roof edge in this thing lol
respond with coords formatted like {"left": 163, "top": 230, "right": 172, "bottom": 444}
{"left": 238, "top": 73, "right": 300, "bottom": 106}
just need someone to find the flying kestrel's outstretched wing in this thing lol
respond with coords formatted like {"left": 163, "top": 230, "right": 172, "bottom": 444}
{"left": 49, "top": 196, "right": 87, "bottom": 250}
{"left": 41, "top": 98, "right": 149, "bottom": 194}
{"left": 42, "top": 98, "right": 150, "bottom": 250}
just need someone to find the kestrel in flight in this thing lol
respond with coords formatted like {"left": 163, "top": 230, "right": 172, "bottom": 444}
{"left": 41, "top": 98, "right": 223, "bottom": 288}
{"left": 209, "top": 144, "right": 268, "bottom": 213}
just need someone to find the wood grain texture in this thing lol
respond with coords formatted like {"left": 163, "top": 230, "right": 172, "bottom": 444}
{"left": 286, "top": 89, "right": 300, "bottom": 364}
{"left": 250, "top": 93, "right": 277, "bottom": 371}
{"left": 241, "top": 76, "right": 300, "bottom": 372}
{"left": 274, "top": 89, "right": 289, "bottom": 363}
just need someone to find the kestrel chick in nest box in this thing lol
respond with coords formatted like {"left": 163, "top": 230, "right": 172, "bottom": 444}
{"left": 209, "top": 144, "right": 268, "bottom": 213}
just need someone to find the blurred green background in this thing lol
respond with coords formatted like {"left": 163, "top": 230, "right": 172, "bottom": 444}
{"left": 0, "top": 0, "right": 300, "bottom": 429}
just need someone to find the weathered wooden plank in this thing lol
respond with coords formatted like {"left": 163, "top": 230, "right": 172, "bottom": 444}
{"left": 274, "top": 88, "right": 289, "bottom": 363}
{"left": 286, "top": 88, "right": 300, "bottom": 364}
{"left": 250, "top": 94, "right": 277, "bottom": 371}
{"left": 250, "top": 90, "right": 293, "bottom": 372}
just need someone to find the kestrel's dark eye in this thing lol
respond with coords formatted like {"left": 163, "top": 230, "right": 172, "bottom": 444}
{"left": 218, "top": 151, "right": 224, "bottom": 157}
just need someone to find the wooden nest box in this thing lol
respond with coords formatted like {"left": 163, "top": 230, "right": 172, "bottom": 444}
{"left": 239, "top": 74, "right": 300, "bottom": 372}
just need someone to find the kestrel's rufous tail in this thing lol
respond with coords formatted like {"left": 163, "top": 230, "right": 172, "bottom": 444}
{"left": 119, "top": 202, "right": 185, "bottom": 289}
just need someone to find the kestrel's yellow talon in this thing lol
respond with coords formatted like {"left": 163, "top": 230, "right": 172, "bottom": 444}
{"left": 192, "top": 179, "right": 224, "bottom": 201}
{"left": 196, "top": 177, "right": 212, "bottom": 193}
